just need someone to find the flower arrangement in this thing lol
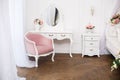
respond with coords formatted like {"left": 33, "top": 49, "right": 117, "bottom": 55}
{"left": 86, "top": 24, "right": 95, "bottom": 29}
{"left": 111, "top": 58, "right": 120, "bottom": 71}
{"left": 34, "top": 19, "right": 43, "bottom": 25}
{"left": 85, "top": 24, "right": 95, "bottom": 33}
{"left": 111, "top": 14, "right": 120, "bottom": 25}
{"left": 34, "top": 19, "right": 43, "bottom": 31}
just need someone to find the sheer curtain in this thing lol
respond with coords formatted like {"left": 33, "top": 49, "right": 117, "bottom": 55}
{"left": 0, "top": 0, "right": 19, "bottom": 80}
{"left": 104, "top": 0, "right": 120, "bottom": 21}
{"left": 0, "top": 0, "right": 35, "bottom": 79}
{"left": 110, "top": 0, "right": 120, "bottom": 17}
{"left": 10, "top": 0, "right": 35, "bottom": 68}
{"left": 100, "top": 0, "right": 120, "bottom": 54}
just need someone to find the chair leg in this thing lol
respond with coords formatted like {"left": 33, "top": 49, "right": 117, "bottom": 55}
{"left": 51, "top": 39, "right": 55, "bottom": 62}
{"left": 35, "top": 57, "right": 38, "bottom": 67}
{"left": 52, "top": 51, "right": 55, "bottom": 62}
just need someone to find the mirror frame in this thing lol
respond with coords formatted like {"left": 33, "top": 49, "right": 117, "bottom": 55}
{"left": 41, "top": 3, "right": 64, "bottom": 32}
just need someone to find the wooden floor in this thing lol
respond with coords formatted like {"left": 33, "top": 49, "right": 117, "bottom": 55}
{"left": 17, "top": 54, "right": 120, "bottom": 80}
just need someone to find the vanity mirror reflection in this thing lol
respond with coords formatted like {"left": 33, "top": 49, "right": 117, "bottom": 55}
{"left": 45, "top": 5, "right": 59, "bottom": 26}
{"left": 41, "top": 4, "right": 63, "bottom": 32}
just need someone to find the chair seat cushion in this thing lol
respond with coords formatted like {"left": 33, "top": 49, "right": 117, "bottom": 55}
{"left": 37, "top": 45, "right": 53, "bottom": 54}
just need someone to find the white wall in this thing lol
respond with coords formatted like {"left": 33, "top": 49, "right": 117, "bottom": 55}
{"left": 25, "top": 0, "right": 116, "bottom": 54}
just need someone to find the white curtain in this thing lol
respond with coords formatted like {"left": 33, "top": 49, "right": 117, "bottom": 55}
{"left": 110, "top": 0, "right": 120, "bottom": 18}
{"left": 0, "top": 0, "right": 25, "bottom": 80}
{"left": 10, "top": 0, "right": 35, "bottom": 68}
{"left": 104, "top": 0, "right": 120, "bottom": 21}
{"left": 100, "top": 0, "right": 120, "bottom": 54}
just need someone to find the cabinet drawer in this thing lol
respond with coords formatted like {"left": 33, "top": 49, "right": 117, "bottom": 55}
{"left": 85, "top": 36, "right": 99, "bottom": 40}
{"left": 85, "top": 47, "right": 99, "bottom": 55}
{"left": 85, "top": 41, "right": 99, "bottom": 47}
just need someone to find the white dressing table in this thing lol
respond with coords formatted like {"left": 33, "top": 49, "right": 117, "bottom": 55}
{"left": 40, "top": 31, "right": 73, "bottom": 58}
{"left": 34, "top": 3, "right": 73, "bottom": 60}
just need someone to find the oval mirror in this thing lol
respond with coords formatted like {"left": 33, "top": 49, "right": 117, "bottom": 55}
{"left": 44, "top": 5, "right": 60, "bottom": 27}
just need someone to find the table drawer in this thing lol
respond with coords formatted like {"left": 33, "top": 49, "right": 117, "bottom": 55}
{"left": 85, "top": 36, "right": 99, "bottom": 40}
{"left": 41, "top": 33, "right": 56, "bottom": 38}
{"left": 85, "top": 47, "right": 99, "bottom": 54}
{"left": 56, "top": 34, "right": 72, "bottom": 40}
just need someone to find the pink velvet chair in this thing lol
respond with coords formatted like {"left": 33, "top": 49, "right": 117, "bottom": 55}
{"left": 24, "top": 32, "right": 55, "bottom": 67}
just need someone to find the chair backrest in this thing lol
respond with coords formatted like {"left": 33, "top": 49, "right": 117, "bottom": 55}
{"left": 24, "top": 32, "right": 37, "bottom": 55}
{"left": 24, "top": 32, "right": 53, "bottom": 55}
{"left": 26, "top": 32, "right": 52, "bottom": 46}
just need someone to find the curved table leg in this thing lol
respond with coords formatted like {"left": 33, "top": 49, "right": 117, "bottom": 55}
{"left": 51, "top": 39, "right": 55, "bottom": 62}
{"left": 52, "top": 50, "right": 55, "bottom": 62}
{"left": 70, "top": 38, "right": 73, "bottom": 57}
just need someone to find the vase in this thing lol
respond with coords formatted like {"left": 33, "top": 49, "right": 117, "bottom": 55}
{"left": 34, "top": 24, "right": 41, "bottom": 31}
{"left": 86, "top": 29, "right": 94, "bottom": 33}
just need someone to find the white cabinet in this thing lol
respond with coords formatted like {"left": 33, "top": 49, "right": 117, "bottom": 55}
{"left": 82, "top": 33, "right": 100, "bottom": 57}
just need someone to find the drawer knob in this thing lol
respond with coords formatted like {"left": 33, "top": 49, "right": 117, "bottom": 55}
{"left": 49, "top": 34, "right": 53, "bottom": 36}
{"left": 90, "top": 43, "right": 93, "bottom": 45}
{"left": 61, "top": 34, "right": 65, "bottom": 37}
{"left": 90, "top": 49, "right": 93, "bottom": 51}
{"left": 91, "top": 38, "right": 93, "bottom": 40}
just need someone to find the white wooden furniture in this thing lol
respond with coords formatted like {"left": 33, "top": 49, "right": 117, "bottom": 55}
{"left": 82, "top": 33, "right": 100, "bottom": 57}
{"left": 40, "top": 31, "right": 73, "bottom": 58}
{"left": 37, "top": 4, "right": 73, "bottom": 59}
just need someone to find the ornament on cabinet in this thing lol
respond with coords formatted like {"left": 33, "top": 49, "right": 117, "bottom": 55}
{"left": 90, "top": 6, "right": 94, "bottom": 16}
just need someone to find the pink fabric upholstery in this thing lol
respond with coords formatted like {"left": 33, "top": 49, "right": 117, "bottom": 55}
{"left": 25, "top": 32, "right": 53, "bottom": 55}
{"left": 24, "top": 38, "right": 36, "bottom": 55}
